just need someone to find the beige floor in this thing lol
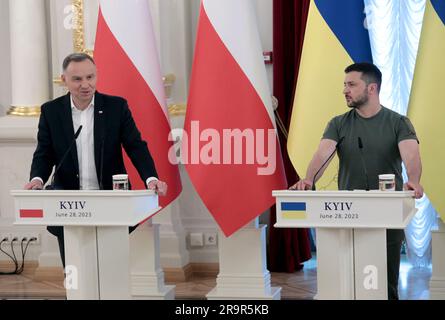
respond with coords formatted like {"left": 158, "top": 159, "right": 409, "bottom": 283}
{"left": 0, "top": 255, "right": 431, "bottom": 300}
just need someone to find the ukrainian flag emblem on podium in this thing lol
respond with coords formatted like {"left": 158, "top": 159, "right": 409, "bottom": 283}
{"left": 281, "top": 202, "right": 307, "bottom": 220}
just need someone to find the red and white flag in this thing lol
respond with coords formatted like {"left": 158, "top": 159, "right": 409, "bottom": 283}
{"left": 94, "top": 0, "right": 182, "bottom": 208}
{"left": 183, "top": 0, "right": 287, "bottom": 236}
{"left": 19, "top": 209, "right": 43, "bottom": 218}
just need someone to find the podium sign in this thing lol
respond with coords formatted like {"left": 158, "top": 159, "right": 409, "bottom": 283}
{"left": 12, "top": 190, "right": 158, "bottom": 226}
{"left": 272, "top": 190, "right": 416, "bottom": 300}
{"left": 11, "top": 190, "right": 160, "bottom": 300}
{"left": 274, "top": 190, "right": 415, "bottom": 229}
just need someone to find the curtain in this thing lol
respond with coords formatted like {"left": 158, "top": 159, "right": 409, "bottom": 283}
{"left": 364, "top": 0, "right": 436, "bottom": 268}
{"left": 268, "top": 0, "right": 312, "bottom": 272}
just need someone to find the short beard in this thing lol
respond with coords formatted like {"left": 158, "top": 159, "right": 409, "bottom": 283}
{"left": 347, "top": 91, "right": 369, "bottom": 109}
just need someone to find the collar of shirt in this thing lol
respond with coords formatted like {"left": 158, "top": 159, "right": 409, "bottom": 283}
{"left": 70, "top": 95, "right": 95, "bottom": 112}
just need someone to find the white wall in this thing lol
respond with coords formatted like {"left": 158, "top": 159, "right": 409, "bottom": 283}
{"left": 254, "top": 0, "right": 273, "bottom": 90}
{"left": 0, "top": 0, "right": 12, "bottom": 116}
{"left": 0, "top": 124, "right": 43, "bottom": 262}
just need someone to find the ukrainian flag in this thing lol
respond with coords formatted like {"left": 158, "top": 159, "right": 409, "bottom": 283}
{"left": 408, "top": 0, "right": 445, "bottom": 220}
{"left": 281, "top": 202, "right": 307, "bottom": 220}
{"left": 287, "top": 0, "right": 372, "bottom": 190}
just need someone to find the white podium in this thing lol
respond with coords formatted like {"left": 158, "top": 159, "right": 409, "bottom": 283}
{"left": 11, "top": 190, "right": 159, "bottom": 300}
{"left": 272, "top": 190, "right": 416, "bottom": 300}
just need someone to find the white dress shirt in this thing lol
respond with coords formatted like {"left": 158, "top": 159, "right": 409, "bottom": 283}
{"left": 71, "top": 96, "right": 99, "bottom": 190}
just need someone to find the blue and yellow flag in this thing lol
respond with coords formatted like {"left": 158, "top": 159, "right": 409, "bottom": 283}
{"left": 281, "top": 202, "right": 307, "bottom": 220}
{"left": 408, "top": 0, "right": 445, "bottom": 219}
{"left": 287, "top": 0, "right": 372, "bottom": 190}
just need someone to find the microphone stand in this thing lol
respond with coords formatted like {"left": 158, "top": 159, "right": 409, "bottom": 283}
{"left": 311, "top": 137, "right": 345, "bottom": 191}
{"left": 358, "top": 137, "right": 370, "bottom": 191}
{"left": 45, "top": 125, "right": 83, "bottom": 190}
{"left": 99, "top": 137, "right": 105, "bottom": 190}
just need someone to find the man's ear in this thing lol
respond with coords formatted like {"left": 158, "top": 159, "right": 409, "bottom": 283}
{"left": 61, "top": 74, "right": 66, "bottom": 85}
{"left": 369, "top": 83, "right": 378, "bottom": 94}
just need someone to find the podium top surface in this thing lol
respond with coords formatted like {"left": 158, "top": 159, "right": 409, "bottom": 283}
{"left": 11, "top": 189, "right": 156, "bottom": 197}
{"left": 273, "top": 190, "right": 415, "bottom": 198}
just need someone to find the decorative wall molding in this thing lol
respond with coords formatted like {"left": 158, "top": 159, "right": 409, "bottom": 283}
{"left": 168, "top": 104, "right": 187, "bottom": 117}
{"left": 7, "top": 106, "right": 41, "bottom": 117}
{"left": 72, "top": 0, "right": 92, "bottom": 55}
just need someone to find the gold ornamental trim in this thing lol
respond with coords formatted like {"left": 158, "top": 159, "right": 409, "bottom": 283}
{"left": 54, "top": 1, "right": 91, "bottom": 87}
{"left": 163, "top": 74, "right": 176, "bottom": 99}
{"left": 163, "top": 74, "right": 176, "bottom": 85}
{"left": 72, "top": 0, "right": 93, "bottom": 56}
{"left": 53, "top": 76, "right": 65, "bottom": 86}
{"left": 168, "top": 104, "right": 187, "bottom": 117}
{"left": 7, "top": 106, "right": 41, "bottom": 117}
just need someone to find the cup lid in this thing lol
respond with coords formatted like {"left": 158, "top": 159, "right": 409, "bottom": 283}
{"left": 112, "top": 174, "right": 128, "bottom": 180}
{"left": 379, "top": 174, "right": 395, "bottom": 180}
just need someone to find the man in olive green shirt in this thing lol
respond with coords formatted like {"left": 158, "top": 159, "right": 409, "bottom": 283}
{"left": 291, "top": 62, "right": 423, "bottom": 300}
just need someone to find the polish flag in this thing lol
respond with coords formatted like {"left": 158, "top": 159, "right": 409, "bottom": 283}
{"left": 94, "top": 0, "right": 182, "bottom": 208}
{"left": 19, "top": 209, "right": 43, "bottom": 218}
{"left": 183, "top": 0, "right": 287, "bottom": 236}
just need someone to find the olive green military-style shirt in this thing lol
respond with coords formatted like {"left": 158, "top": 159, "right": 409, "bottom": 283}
{"left": 322, "top": 106, "right": 418, "bottom": 191}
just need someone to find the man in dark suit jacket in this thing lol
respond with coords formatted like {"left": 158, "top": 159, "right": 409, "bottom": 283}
{"left": 24, "top": 53, "right": 167, "bottom": 267}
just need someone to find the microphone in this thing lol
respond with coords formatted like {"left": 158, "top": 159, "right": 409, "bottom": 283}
{"left": 98, "top": 110, "right": 106, "bottom": 190}
{"left": 311, "top": 136, "right": 345, "bottom": 191}
{"left": 45, "top": 125, "right": 83, "bottom": 190}
{"left": 357, "top": 137, "right": 370, "bottom": 191}
{"left": 99, "top": 136, "right": 105, "bottom": 190}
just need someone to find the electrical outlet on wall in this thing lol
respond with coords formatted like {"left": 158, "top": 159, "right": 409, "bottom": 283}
{"left": 0, "top": 233, "right": 12, "bottom": 243}
{"left": 10, "top": 233, "right": 40, "bottom": 245}
{"left": 189, "top": 232, "right": 204, "bottom": 247}
{"left": 204, "top": 233, "right": 217, "bottom": 246}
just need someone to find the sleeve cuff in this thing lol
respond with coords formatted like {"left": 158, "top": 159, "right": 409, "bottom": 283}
{"left": 145, "top": 177, "right": 158, "bottom": 188}
{"left": 31, "top": 177, "right": 44, "bottom": 184}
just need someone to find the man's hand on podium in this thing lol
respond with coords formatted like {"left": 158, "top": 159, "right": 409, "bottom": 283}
{"left": 24, "top": 179, "right": 43, "bottom": 190}
{"left": 289, "top": 178, "right": 313, "bottom": 191}
{"left": 404, "top": 181, "right": 424, "bottom": 199}
{"left": 147, "top": 180, "right": 168, "bottom": 196}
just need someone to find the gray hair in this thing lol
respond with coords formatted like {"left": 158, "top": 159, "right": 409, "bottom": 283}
{"left": 62, "top": 53, "right": 95, "bottom": 71}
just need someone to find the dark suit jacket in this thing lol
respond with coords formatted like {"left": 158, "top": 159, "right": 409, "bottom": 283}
{"left": 31, "top": 91, "right": 158, "bottom": 188}
{"left": 30, "top": 92, "right": 158, "bottom": 236}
